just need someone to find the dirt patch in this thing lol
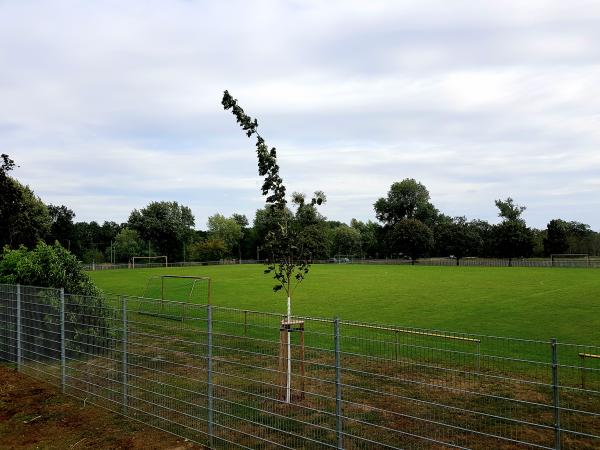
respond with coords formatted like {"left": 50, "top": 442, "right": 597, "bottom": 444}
{"left": 0, "top": 365, "right": 205, "bottom": 450}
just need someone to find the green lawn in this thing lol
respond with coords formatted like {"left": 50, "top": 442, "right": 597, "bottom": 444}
{"left": 89, "top": 264, "right": 600, "bottom": 344}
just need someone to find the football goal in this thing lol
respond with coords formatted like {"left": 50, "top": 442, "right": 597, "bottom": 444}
{"left": 138, "top": 275, "right": 211, "bottom": 320}
{"left": 131, "top": 255, "right": 168, "bottom": 269}
{"left": 550, "top": 254, "right": 590, "bottom": 267}
{"left": 334, "top": 255, "right": 353, "bottom": 264}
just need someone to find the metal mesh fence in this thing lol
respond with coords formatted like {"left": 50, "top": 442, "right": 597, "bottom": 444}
{"left": 1, "top": 283, "right": 599, "bottom": 449}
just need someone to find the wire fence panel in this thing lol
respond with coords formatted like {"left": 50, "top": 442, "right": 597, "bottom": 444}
{"left": 1, "top": 283, "right": 599, "bottom": 449}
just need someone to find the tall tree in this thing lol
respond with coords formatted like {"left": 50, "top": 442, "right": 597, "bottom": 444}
{"left": 492, "top": 198, "right": 533, "bottom": 264}
{"left": 47, "top": 204, "right": 75, "bottom": 249}
{"left": 0, "top": 154, "right": 51, "bottom": 248}
{"left": 495, "top": 197, "right": 526, "bottom": 221}
{"left": 374, "top": 179, "right": 438, "bottom": 227}
{"left": 543, "top": 219, "right": 569, "bottom": 256}
{"left": 128, "top": 201, "right": 195, "bottom": 261}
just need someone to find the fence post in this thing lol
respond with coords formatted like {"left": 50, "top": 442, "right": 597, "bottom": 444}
{"left": 122, "top": 296, "right": 128, "bottom": 413}
{"left": 16, "top": 284, "right": 21, "bottom": 371}
{"left": 60, "top": 288, "right": 65, "bottom": 394}
{"left": 334, "top": 317, "right": 343, "bottom": 449}
{"left": 207, "top": 304, "right": 214, "bottom": 448}
{"left": 551, "top": 338, "right": 561, "bottom": 450}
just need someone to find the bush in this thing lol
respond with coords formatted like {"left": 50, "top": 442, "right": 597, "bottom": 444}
{"left": 0, "top": 242, "right": 101, "bottom": 296}
{"left": 0, "top": 242, "right": 113, "bottom": 361}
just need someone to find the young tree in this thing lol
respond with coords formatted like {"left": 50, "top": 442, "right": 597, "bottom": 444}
{"left": 223, "top": 90, "right": 326, "bottom": 403}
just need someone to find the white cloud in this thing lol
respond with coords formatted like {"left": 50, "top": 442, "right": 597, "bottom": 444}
{"left": 1, "top": 0, "right": 600, "bottom": 229}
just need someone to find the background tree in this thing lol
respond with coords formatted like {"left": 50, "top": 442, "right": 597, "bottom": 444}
{"left": 47, "top": 204, "right": 76, "bottom": 249}
{"left": 113, "top": 228, "right": 143, "bottom": 262}
{"left": 331, "top": 225, "right": 362, "bottom": 257}
{"left": 374, "top": 178, "right": 438, "bottom": 227}
{"left": 495, "top": 197, "right": 526, "bottom": 222}
{"left": 388, "top": 218, "right": 433, "bottom": 264}
{"left": 543, "top": 219, "right": 568, "bottom": 256}
{"left": 350, "top": 219, "right": 380, "bottom": 258}
{"left": 188, "top": 238, "right": 227, "bottom": 262}
{"left": 128, "top": 201, "right": 195, "bottom": 261}
{"left": 232, "top": 213, "right": 249, "bottom": 260}
{"left": 492, "top": 198, "right": 533, "bottom": 264}
{"left": 207, "top": 213, "right": 243, "bottom": 257}
{"left": 0, "top": 154, "right": 51, "bottom": 249}
{"left": 434, "top": 217, "right": 481, "bottom": 265}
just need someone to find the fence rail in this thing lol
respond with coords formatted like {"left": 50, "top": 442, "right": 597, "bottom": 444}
{"left": 1, "top": 283, "right": 599, "bottom": 449}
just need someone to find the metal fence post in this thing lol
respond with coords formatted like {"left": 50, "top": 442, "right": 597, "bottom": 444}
{"left": 122, "top": 296, "right": 128, "bottom": 413}
{"left": 334, "top": 317, "right": 343, "bottom": 449}
{"left": 16, "top": 284, "right": 21, "bottom": 371}
{"left": 551, "top": 338, "right": 561, "bottom": 450}
{"left": 60, "top": 288, "right": 65, "bottom": 394}
{"left": 207, "top": 304, "right": 214, "bottom": 448}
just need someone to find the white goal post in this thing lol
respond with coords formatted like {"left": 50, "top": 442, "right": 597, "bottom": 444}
{"left": 550, "top": 253, "right": 590, "bottom": 267}
{"left": 131, "top": 255, "right": 168, "bottom": 269}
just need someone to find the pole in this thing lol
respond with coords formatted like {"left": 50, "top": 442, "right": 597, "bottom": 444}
{"left": 60, "top": 288, "right": 65, "bottom": 393}
{"left": 334, "top": 317, "right": 343, "bottom": 449}
{"left": 207, "top": 305, "right": 214, "bottom": 448}
{"left": 551, "top": 338, "right": 561, "bottom": 450}
{"left": 16, "top": 284, "right": 21, "bottom": 371}
{"left": 122, "top": 296, "right": 128, "bottom": 413}
{"left": 286, "top": 296, "right": 292, "bottom": 403}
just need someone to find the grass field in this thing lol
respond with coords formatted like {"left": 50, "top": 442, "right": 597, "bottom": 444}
{"left": 90, "top": 264, "right": 600, "bottom": 344}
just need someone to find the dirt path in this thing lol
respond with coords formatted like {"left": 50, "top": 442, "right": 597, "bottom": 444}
{"left": 0, "top": 365, "right": 205, "bottom": 450}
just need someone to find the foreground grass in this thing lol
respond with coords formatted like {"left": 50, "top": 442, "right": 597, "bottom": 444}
{"left": 90, "top": 264, "right": 600, "bottom": 344}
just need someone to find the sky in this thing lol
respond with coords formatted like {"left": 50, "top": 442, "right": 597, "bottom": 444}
{"left": 2, "top": 0, "right": 600, "bottom": 230}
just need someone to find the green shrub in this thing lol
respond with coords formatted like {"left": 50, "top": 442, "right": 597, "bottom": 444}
{"left": 0, "top": 242, "right": 114, "bottom": 361}
{"left": 0, "top": 242, "right": 101, "bottom": 296}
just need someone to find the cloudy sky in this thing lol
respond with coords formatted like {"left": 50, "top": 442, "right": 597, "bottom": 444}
{"left": 2, "top": 0, "right": 600, "bottom": 230}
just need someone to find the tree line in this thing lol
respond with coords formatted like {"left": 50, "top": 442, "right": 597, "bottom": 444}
{"left": 1, "top": 154, "right": 598, "bottom": 263}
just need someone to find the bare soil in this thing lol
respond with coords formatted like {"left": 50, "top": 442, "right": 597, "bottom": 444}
{"left": 0, "top": 365, "right": 205, "bottom": 450}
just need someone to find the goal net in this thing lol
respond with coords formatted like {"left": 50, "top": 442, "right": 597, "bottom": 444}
{"left": 138, "top": 275, "right": 211, "bottom": 320}
{"left": 131, "top": 256, "right": 168, "bottom": 269}
{"left": 550, "top": 254, "right": 590, "bottom": 267}
{"left": 334, "top": 255, "right": 353, "bottom": 264}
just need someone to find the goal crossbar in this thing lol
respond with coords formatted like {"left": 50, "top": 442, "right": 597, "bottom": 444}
{"left": 131, "top": 256, "right": 168, "bottom": 269}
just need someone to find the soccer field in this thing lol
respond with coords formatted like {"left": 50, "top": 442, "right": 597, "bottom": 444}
{"left": 90, "top": 264, "right": 600, "bottom": 344}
